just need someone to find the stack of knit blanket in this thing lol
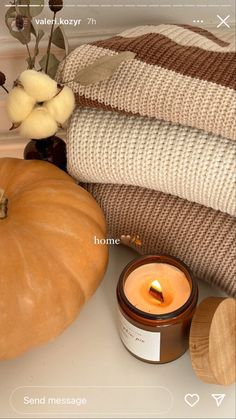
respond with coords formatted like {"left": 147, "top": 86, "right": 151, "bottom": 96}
{"left": 59, "top": 24, "right": 236, "bottom": 297}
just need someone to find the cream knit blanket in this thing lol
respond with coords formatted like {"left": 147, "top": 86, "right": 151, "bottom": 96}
{"left": 59, "top": 24, "right": 236, "bottom": 140}
{"left": 67, "top": 107, "right": 236, "bottom": 216}
{"left": 83, "top": 183, "right": 236, "bottom": 298}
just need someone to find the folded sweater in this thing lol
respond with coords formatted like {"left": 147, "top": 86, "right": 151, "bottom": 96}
{"left": 82, "top": 183, "right": 236, "bottom": 298}
{"left": 59, "top": 24, "right": 236, "bottom": 140}
{"left": 67, "top": 107, "right": 236, "bottom": 216}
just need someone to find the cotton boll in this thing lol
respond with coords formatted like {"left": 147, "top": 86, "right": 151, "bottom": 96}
{"left": 19, "top": 70, "right": 58, "bottom": 102}
{"left": 20, "top": 107, "right": 58, "bottom": 140}
{"left": 6, "top": 87, "right": 36, "bottom": 123}
{"left": 44, "top": 86, "right": 75, "bottom": 124}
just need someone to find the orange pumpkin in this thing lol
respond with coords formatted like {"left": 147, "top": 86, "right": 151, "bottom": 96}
{"left": 0, "top": 158, "right": 108, "bottom": 359}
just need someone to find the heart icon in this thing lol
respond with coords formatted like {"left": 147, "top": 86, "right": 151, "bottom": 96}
{"left": 184, "top": 393, "right": 200, "bottom": 407}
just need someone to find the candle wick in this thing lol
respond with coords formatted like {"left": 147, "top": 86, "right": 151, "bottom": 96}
{"left": 149, "top": 283, "right": 164, "bottom": 303}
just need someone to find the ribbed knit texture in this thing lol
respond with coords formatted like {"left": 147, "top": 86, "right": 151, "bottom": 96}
{"left": 58, "top": 24, "right": 236, "bottom": 140}
{"left": 67, "top": 107, "right": 236, "bottom": 216}
{"left": 83, "top": 183, "right": 236, "bottom": 298}
{"left": 62, "top": 25, "right": 236, "bottom": 295}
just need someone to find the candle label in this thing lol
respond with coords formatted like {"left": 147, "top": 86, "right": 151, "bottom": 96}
{"left": 118, "top": 310, "right": 161, "bottom": 362}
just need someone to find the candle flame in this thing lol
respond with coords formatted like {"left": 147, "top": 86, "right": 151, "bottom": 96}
{"left": 149, "top": 280, "right": 164, "bottom": 303}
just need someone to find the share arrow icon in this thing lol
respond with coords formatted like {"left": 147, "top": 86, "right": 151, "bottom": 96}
{"left": 212, "top": 394, "right": 226, "bottom": 407}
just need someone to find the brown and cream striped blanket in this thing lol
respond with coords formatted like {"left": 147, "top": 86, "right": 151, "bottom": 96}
{"left": 59, "top": 24, "right": 236, "bottom": 139}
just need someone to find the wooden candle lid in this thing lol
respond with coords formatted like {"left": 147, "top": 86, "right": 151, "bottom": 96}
{"left": 190, "top": 297, "right": 236, "bottom": 386}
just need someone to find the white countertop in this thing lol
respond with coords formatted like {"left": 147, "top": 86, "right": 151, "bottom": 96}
{"left": 0, "top": 245, "right": 235, "bottom": 419}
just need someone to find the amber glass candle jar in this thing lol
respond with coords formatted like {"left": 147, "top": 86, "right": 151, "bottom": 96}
{"left": 117, "top": 255, "right": 198, "bottom": 364}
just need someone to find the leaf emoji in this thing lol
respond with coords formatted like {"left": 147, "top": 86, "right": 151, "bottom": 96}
{"left": 75, "top": 51, "right": 136, "bottom": 86}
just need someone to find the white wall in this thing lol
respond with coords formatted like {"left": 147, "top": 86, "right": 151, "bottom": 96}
{"left": 0, "top": 0, "right": 235, "bottom": 153}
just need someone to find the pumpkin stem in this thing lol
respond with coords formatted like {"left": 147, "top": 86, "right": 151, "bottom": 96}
{"left": 0, "top": 189, "right": 8, "bottom": 219}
